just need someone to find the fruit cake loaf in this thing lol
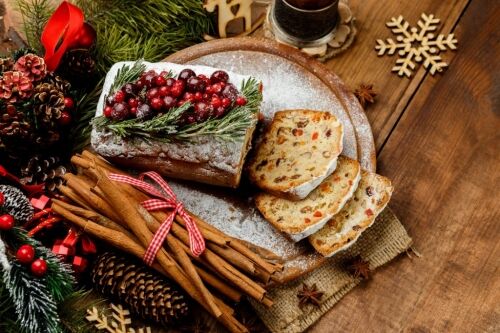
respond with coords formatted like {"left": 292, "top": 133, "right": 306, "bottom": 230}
{"left": 255, "top": 156, "right": 361, "bottom": 242}
{"left": 309, "top": 170, "right": 393, "bottom": 257}
{"left": 248, "top": 109, "right": 343, "bottom": 200}
{"left": 91, "top": 61, "right": 261, "bottom": 188}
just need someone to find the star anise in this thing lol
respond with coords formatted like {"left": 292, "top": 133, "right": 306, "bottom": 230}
{"left": 353, "top": 84, "right": 377, "bottom": 108}
{"left": 348, "top": 255, "right": 371, "bottom": 279}
{"left": 297, "top": 283, "right": 324, "bottom": 308}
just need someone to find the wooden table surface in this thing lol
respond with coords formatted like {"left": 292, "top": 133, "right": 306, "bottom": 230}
{"left": 310, "top": 0, "right": 499, "bottom": 332}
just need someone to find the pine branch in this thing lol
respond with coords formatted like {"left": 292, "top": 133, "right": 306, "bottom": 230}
{"left": 94, "top": 78, "right": 262, "bottom": 142}
{"left": 108, "top": 60, "right": 146, "bottom": 96}
{"left": 59, "top": 290, "right": 105, "bottom": 333}
{"left": 15, "top": 0, "right": 54, "bottom": 53}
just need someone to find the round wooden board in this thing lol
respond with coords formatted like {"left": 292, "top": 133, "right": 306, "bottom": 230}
{"left": 165, "top": 37, "right": 376, "bottom": 283}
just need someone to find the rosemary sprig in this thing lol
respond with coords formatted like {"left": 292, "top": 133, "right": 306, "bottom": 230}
{"left": 94, "top": 77, "right": 262, "bottom": 142}
{"left": 108, "top": 60, "right": 146, "bottom": 96}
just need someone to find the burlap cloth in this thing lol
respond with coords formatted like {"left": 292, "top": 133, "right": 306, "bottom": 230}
{"left": 251, "top": 207, "right": 412, "bottom": 333}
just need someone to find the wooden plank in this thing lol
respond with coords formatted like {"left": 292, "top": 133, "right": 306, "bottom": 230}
{"left": 324, "top": 0, "right": 470, "bottom": 151}
{"left": 311, "top": 0, "right": 500, "bottom": 332}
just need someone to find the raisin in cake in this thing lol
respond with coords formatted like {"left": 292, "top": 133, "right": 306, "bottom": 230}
{"left": 248, "top": 110, "right": 343, "bottom": 200}
{"left": 91, "top": 61, "right": 261, "bottom": 188}
{"left": 255, "top": 156, "right": 361, "bottom": 242}
{"left": 309, "top": 170, "right": 393, "bottom": 257}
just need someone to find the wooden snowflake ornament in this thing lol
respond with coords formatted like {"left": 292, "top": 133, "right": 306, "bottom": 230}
{"left": 375, "top": 13, "right": 458, "bottom": 77}
{"left": 86, "top": 303, "right": 151, "bottom": 333}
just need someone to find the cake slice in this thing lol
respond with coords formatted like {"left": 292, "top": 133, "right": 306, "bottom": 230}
{"left": 248, "top": 109, "right": 343, "bottom": 200}
{"left": 309, "top": 170, "right": 393, "bottom": 257}
{"left": 255, "top": 156, "right": 361, "bottom": 242}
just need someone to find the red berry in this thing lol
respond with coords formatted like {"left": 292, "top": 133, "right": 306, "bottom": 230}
{"left": 219, "top": 81, "right": 226, "bottom": 88}
{"left": 128, "top": 98, "right": 139, "bottom": 108}
{"left": 210, "top": 70, "right": 229, "bottom": 84}
{"left": 111, "top": 103, "right": 129, "bottom": 120}
{"left": 166, "top": 78, "right": 176, "bottom": 87}
{"left": 171, "top": 84, "right": 184, "bottom": 98}
{"left": 211, "top": 83, "right": 222, "bottom": 94}
{"left": 236, "top": 96, "right": 247, "bottom": 106}
{"left": 129, "top": 107, "right": 137, "bottom": 115}
{"left": 163, "top": 96, "right": 177, "bottom": 109}
{"left": 114, "top": 90, "right": 126, "bottom": 103}
{"left": 215, "top": 106, "right": 226, "bottom": 117}
{"left": 146, "top": 88, "right": 159, "bottom": 100}
{"left": 104, "top": 106, "right": 113, "bottom": 118}
{"left": 178, "top": 69, "right": 196, "bottom": 81}
{"left": 183, "top": 92, "right": 195, "bottom": 102}
{"left": 16, "top": 245, "right": 35, "bottom": 264}
{"left": 154, "top": 75, "right": 167, "bottom": 87}
{"left": 123, "top": 83, "right": 137, "bottom": 95}
{"left": 0, "top": 192, "right": 5, "bottom": 206}
{"left": 202, "top": 93, "right": 210, "bottom": 100}
{"left": 221, "top": 97, "right": 231, "bottom": 108}
{"left": 186, "top": 76, "right": 206, "bottom": 92}
{"left": 198, "top": 74, "right": 208, "bottom": 81}
{"left": 58, "top": 111, "right": 72, "bottom": 126}
{"left": 31, "top": 258, "right": 48, "bottom": 277}
{"left": 136, "top": 104, "right": 153, "bottom": 120}
{"left": 159, "top": 86, "right": 170, "bottom": 97}
{"left": 205, "top": 85, "right": 214, "bottom": 94}
{"left": 222, "top": 83, "right": 238, "bottom": 102}
{"left": 142, "top": 70, "right": 156, "bottom": 87}
{"left": 211, "top": 96, "right": 222, "bottom": 109}
{"left": 194, "top": 92, "right": 203, "bottom": 101}
{"left": 0, "top": 214, "right": 14, "bottom": 230}
{"left": 150, "top": 97, "right": 164, "bottom": 110}
{"left": 136, "top": 78, "right": 147, "bottom": 89}
{"left": 63, "top": 97, "right": 74, "bottom": 109}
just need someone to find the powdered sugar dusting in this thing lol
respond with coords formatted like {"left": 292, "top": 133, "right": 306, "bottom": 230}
{"left": 186, "top": 51, "right": 358, "bottom": 159}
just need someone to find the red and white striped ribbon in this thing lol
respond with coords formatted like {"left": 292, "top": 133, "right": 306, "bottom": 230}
{"left": 108, "top": 172, "right": 205, "bottom": 266}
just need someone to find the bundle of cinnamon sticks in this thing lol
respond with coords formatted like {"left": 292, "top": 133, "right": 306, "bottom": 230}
{"left": 52, "top": 151, "right": 282, "bottom": 333}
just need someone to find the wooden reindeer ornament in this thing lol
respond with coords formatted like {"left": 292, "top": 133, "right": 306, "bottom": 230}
{"left": 204, "top": 0, "right": 258, "bottom": 38}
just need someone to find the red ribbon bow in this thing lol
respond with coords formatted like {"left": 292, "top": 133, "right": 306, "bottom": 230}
{"left": 41, "top": 1, "right": 95, "bottom": 71}
{"left": 108, "top": 172, "right": 205, "bottom": 265}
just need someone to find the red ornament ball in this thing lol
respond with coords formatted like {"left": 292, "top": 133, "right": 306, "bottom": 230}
{"left": 64, "top": 97, "right": 75, "bottom": 110}
{"left": 0, "top": 192, "right": 4, "bottom": 206}
{"left": 0, "top": 214, "right": 14, "bottom": 230}
{"left": 31, "top": 258, "right": 48, "bottom": 277}
{"left": 58, "top": 111, "right": 72, "bottom": 126}
{"left": 16, "top": 245, "right": 35, "bottom": 264}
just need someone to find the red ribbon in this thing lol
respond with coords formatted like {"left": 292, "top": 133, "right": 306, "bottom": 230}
{"left": 0, "top": 165, "right": 44, "bottom": 194}
{"left": 41, "top": 1, "right": 86, "bottom": 71}
{"left": 108, "top": 172, "right": 205, "bottom": 265}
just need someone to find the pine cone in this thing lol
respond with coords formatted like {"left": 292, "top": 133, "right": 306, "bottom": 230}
{"left": 33, "top": 83, "right": 65, "bottom": 125}
{"left": 0, "top": 185, "right": 34, "bottom": 223}
{"left": 20, "top": 155, "right": 67, "bottom": 193}
{"left": 57, "top": 49, "right": 96, "bottom": 88}
{"left": 0, "top": 104, "right": 33, "bottom": 139}
{"left": 43, "top": 72, "right": 71, "bottom": 95}
{"left": 91, "top": 252, "right": 190, "bottom": 325}
{"left": 14, "top": 53, "right": 47, "bottom": 82}
{"left": 0, "top": 57, "right": 14, "bottom": 74}
{"left": 0, "top": 71, "right": 33, "bottom": 103}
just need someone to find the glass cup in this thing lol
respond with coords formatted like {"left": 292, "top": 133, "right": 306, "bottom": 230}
{"left": 270, "top": 0, "right": 339, "bottom": 47}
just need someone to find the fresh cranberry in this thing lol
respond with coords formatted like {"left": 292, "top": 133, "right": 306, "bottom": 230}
{"left": 114, "top": 90, "right": 126, "bottom": 103}
{"left": 194, "top": 101, "right": 208, "bottom": 113}
{"left": 221, "top": 97, "right": 231, "bottom": 108}
{"left": 210, "top": 70, "right": 229, "bottom": 84}
{"left": 202, "top": 93, "right": 210, "bottom": 100}
{"left": 236, "top": 96, "right": 247, "bottom": 106}
{"left": 129, "top": 107, "right": 137, "bottom": 115}
{"left": 163, "top": 96, "right": 177, "bottom": 109}
{"left": 146, "top": 88, "right": 159, "bottom": 100}
{"left": 219, "top": 81, "right": 226, "bottom": 88}
{"left": 123, "top": 83, "right": 137, "bottom": 95}
{"left": 211, "top": 83, "right": 222, "bottom": 94}
{"left": 178, "top": 69, "right": 196, "bottom": 81}
{"left": 211, "top": 96, "right": 222, "bottom": 109}
{"left": 142, "top": 70, "right": 157, "bottom": 87}
{"left": 187, "top": 76, "right": 206, "bottom": 92}
{"left": 154, "top": 75, "right": 167, "bottom": 87}
{"left": 222, "top": 83, "right": 238, "bottom": 102}
{"left": 159, "top": 86, "right": 170, "bottom": 97}
{"left": 171, "top": 81, "right": 185, "bottom": 97}
{"left": 194, "top": 92, "right": 203, "bottom": 101}
{"left": 136, "top": 78, "right": 147, "bottom": 89}
{"left": 215, "top": 106, "right": 226, "bottom": 117}
{"left": 104, "top": 106, "right": 113, "bottom": 118}
{"left": 111, "top": 103, "right": 129, "bottom": 120}
{"left": 166, "top": 78, "right": 176, "bottom": 87}
{"left": 128, "top": 97, "right": 139, "bottom": 108}
{"left": 136, "top": 104, "right": 153, "bottom": 119}
{"left": 150, "top": 97, "right": 164, "bottom": 110}
{"left": 183, "top": 92, "right": 195, "bottom": 102}
{"left": 205, "top": 85, "right": 214, "bottom": 94}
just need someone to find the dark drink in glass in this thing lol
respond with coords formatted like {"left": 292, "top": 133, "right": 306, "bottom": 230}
{"left": 271, "top": 0, "right": 339, "bottom": 46}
